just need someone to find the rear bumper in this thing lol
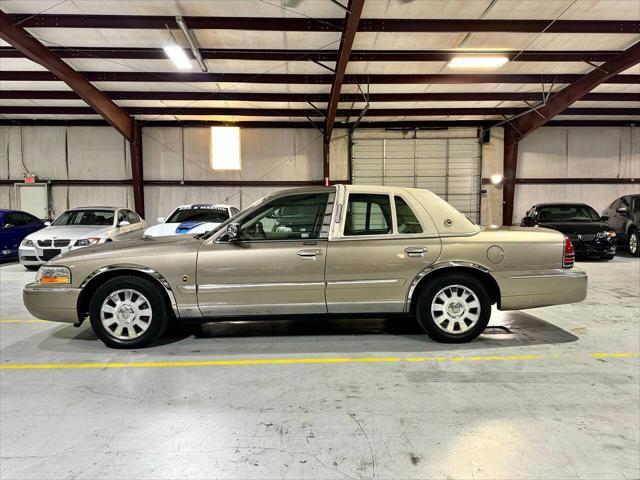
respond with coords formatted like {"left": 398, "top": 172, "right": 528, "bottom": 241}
{"left": 23, "top": 283, "right": 81, "bottom": 323}
{"left": 496, "top": 268, "right": 588, "bottom": 310}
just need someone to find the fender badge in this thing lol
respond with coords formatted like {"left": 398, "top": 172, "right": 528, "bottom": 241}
{"left": 181, "top": 275, "right": 189, "bottom": 283}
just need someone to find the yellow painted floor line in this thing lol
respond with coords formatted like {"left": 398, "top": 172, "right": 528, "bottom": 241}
{"left": 1, "top": 352, "right": 637, "bottom": 371}
{"left": 0, "top": 319, "right": 50, "bottom": 324}
{"left": 591, "top": 352, "right": 640, "bottom": 358}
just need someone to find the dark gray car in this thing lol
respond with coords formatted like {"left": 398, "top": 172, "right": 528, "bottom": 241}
{"left": 602, "top": 195, "right": 640, "bottom": 256}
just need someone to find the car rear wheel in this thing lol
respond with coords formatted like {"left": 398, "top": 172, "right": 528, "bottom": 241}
{"left": 629, "top": 230, "right": 639, "bottom": 257}
{"left": 416, "top": 274, "right": 491, "bottom": 343}
{"left": 89, "top": 276, "right": 169, "bottom": 348}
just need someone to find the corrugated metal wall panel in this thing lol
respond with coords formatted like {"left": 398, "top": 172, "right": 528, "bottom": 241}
{"left": 352, "top": 135, "right": 481, "bottom": 222}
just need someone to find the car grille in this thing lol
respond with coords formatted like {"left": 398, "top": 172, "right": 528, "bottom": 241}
{"left": 37, "top": 239, "right": 70, "bottom": 247}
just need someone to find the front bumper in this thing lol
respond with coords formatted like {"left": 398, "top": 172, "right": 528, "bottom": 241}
{"left": 23, "top": 283, "right": 81, "bottom": 323}
{"left": 496, "top": 268, "right": 588, "bottom": 310}
{"left": 19, "top": 243, "right": 87, "bottom": 265}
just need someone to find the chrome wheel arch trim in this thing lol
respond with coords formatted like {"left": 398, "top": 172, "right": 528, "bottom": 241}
{"left": 79, "top": 264, "right": 180, "bottom": 318}
{"left": 404, "top": 261, "right": 492, "bottom": 313}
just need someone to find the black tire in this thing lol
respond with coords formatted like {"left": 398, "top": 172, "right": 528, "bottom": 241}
{"left": 629, "top": 229, "right": 639, "bottom": 257}
{"left": 24, "top": 265, "right": 40, "bottom": 271}
{"left": 415, "top": 273, "right": 491, "bottom": 343}
{"left": 89, "top": 275, "right": 169, "bottom": 348}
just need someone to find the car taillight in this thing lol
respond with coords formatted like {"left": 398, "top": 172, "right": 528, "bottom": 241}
{"left": 563, "top": 237, "right": 575, "bottom": 268}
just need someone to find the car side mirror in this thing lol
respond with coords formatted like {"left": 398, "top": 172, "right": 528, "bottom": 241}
{"left": 617, "top": 205, "right": 629, "bottom": 214}
{"left": 157, "top": 217, "right": 165, "bottom": 223}
{"left": 44, "top": 221, "right": 51, "bottom": 226}
{"left": 522, "top": 216, "right": 535, "bottom": 227}
{"left": 226, "top": 222, "right": 241, "bottom": 242}
{"left": 600, "top": 215, "right": 609, "bottom": 222}
{"left": 118, "top": 220, "right": 131, "bottom": 227}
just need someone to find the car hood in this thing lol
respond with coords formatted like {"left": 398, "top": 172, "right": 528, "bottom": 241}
{"left": 538, "top": 221, "right": 610, "bottom": 235}
{"left": 144, "top": 221, "right": 221, "bottom": 236}
{"left": 25, "top": 225, "right": 111, "bottom": 240}
{"left": 51, "top": 234, "right": 201, "bottom": 264}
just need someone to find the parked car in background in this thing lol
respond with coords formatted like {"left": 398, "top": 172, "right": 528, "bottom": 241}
{"left": 602, "top": 194, "right": 640, "bottom": 257}
{"left": 521, "top": 203, "right": 617, "bottom": 260}
{"left": 23, "top": 185, "right": 587, "bottom": 349}
{"left": 0, "top": 209, "right": 45, "bottom": 261}
{"left": 144, "top": 204, "right": 239, "bottom": 237}
{"left": 19, "top": 207, "right": 146, "bottom": 270}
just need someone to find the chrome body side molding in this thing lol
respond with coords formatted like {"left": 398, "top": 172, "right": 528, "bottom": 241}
{"left": 79, "top": 264, "right": 182, "bottom": 318}
{"left": 404, "top": 261, "right": 492, "bottom": 312}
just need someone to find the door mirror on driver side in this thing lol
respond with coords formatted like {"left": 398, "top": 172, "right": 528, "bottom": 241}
{"left": 617, "top": 205, "right": 629, "bottom": 214}
{"left": 522, "top": 216, "right": 535, "bottom": 227}
{"left": 118, "top": 220, "right": 131, "bottom": 227}
{"left": 600, "top": 215, "right": 609, "bottom": 222}
{"left": 226, "top": 222, "right": 240, "bottom": 242}
{"left": 157, "top": 217, "right": 165, "bottom": 224}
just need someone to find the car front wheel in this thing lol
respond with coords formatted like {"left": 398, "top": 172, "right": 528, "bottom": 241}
{"left": 629, "top": 230, "right": 639, "bottom": 257}
{"left": 416, "top": 274, "right": 491, "bottom": 343}
{"left": 89, "top": 275, "right": 169, "bottom": 348}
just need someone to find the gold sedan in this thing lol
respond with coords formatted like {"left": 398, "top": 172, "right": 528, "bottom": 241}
{"left": 23, "top": 185, "right": 587, "bottom": 348}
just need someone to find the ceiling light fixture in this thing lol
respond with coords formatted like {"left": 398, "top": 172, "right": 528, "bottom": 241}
{"left": 448, "top": 56, "right": 509, "bottom": 69}
{"left": 163, "top": 43, "right": 192, "bottom": 70}
{"left": 176, "top": 15, "right": 208, "bottom": 73}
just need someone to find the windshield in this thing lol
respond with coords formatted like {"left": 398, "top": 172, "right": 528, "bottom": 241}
{"left": 166, "top": 206, "right": 230, "bottom": 224}
{"left": 537, "top": 205, "right": 600, "bottom": 222}
{"left": 52, "top": 209, "right": 114, "bottom": 226}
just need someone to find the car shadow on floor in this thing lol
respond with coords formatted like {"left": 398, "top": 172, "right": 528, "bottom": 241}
{"left": 36, "top": 309, "right": 578, "bottom": 355}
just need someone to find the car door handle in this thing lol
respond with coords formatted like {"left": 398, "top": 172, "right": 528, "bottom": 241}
{"left": 297, "top": 249, "right": 323, "bottom": 258}
{"left": 404, "top": 247, "right": 426, "bottom": 257}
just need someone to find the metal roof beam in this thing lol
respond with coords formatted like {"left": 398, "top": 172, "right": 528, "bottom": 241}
{"left": 325, "top": 0, "right": 364, "bottom": 144}
{"left": 0, "top": 10, "right": 134, "bottom": 140}
{"left": 7, "top": 14, "right": 640, "bottom": 33}
{"left": 2, "top": 90, "right": 637, "bottom": 103}
{"left": 3, "top": 70, "right": 639, "bottom": 84}
{"left": 2, "top": 106, "right": 637, "bottom": 117}
{"left": 0, "top": 47, "right": 625, "bottom": 63}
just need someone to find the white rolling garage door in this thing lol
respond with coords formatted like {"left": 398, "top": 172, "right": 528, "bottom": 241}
{"left": 351, "top": 136, "right": 482, "bottom": 223}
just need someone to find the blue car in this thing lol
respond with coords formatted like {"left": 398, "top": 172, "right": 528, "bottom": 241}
{"left": 0, "top": 209, "right": 45, "bottom": 261}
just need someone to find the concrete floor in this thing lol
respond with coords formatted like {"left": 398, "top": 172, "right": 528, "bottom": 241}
{"left": 0, "top": 256, "right": 638, "bottom": 480}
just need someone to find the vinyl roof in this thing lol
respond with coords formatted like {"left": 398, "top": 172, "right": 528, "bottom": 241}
{"left": 0, "top": 0, "right": 639, "bottom": 127}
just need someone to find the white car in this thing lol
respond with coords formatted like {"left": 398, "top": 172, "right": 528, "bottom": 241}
{"left": 19, "top": 207, "right": 146, "bottom": 270}
{"left": 144, "top": 204, "right": 239, "bottom": 237}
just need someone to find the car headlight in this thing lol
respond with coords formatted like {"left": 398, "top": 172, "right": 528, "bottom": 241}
{"left": 74, "top": 237, "right": 100, "bottom": 247}
{"left": 21, "top": 239, "right": 34, "bottom": 247}
{"left": 35, "top": 266, "right": 71, "bottom": 284}
{"left": 596, "top": 231, "right": 616, "bottom": 240}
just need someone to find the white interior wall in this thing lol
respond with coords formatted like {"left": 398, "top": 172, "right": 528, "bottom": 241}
{"left": 513, "top": 127, "right": 640, "bottom": 223}
{"left": 0, "top": 125, "right": 134, "bottom": 217}
{"left": 141, "top": 126, "right": 339, "bottom": 223}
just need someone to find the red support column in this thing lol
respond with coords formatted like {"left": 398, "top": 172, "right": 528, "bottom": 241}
{"left": 130, "top": 121, "right": 145, "bottom": 217}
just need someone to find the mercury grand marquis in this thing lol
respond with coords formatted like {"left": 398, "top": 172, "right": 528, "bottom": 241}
{"left": 23, "top": 185, "right": 587, "bottom": 348}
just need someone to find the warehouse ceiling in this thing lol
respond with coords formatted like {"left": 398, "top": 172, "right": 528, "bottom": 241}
{"left": 0, "top": 0, "right": 639, "bottom": 127}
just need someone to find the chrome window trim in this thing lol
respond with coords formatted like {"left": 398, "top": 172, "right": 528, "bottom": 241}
{"left": 79, "top": 265, "right": 181, "bottom": 318}
{"left": 404, "top": 261, "right": 491, "bottom": 312}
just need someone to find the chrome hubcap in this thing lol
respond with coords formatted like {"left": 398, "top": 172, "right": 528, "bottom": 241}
{"left": 100, "top": 289, "right": 152, "bottom": 340}
{"left": 630, "top": 233, "right": 638, "bottom": 254}
{"left": 431, "top": 285, "right": 481, "bottom": 334}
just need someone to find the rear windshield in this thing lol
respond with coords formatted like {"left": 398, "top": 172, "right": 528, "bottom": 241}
{"left": 537, "top": 205, "right": 600, "bottom": 222}
{"left": 166, "top": 206, "right": 230, "bottom": 224}
{"left": 52, "top": 209, "right": 114, "bottom": 226}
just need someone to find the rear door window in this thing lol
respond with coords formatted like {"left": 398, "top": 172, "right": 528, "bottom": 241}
{"left": 394, "top": 196, "right": 423, "bottom": 234}
{"left": 344, "top": 194, "right": 392, "bottom": 236}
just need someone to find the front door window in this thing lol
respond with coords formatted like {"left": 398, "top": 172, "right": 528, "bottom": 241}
{"left": 237, "top": 193, "right": 330, "bottom": 241}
